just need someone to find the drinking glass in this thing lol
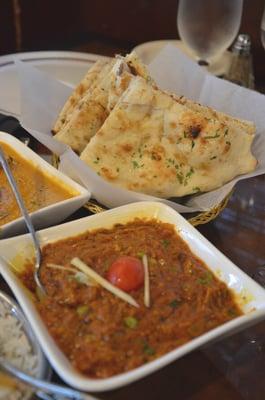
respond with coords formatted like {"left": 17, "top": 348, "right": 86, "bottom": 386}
{"left": 177, "top": 0, "right": 243, "bottom": 65}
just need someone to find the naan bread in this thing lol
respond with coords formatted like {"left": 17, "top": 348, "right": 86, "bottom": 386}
{"left": 80, "top": 77, "right": 257, "bottom": 198}
{"left": 54, "top": 52, "right": 151, "bottom": 154}
{"left": 52, "top": 59, "right": 110, "bottom": 134}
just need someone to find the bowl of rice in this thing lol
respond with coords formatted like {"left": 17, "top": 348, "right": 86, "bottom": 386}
{"left": 0, "top": 290, "right": 50, "bottom": 400}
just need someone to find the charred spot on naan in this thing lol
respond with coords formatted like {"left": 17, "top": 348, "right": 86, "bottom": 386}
{"left": 120, "top": 143, "right": 134, "bottom": 153}
{"left": 77, "top": 84, "right": 87, "bottom": 97}
{"left": 127, "top": 63, "right": 138, "bottom": 76}
{"left": 150, "top": 151, "right": 162, "bottom": 161}
{"left": 189, "top": 126, "right": 201, "bottom": 139}
{"left": 124, "top": 51, "right": 152, "bottom": 81}
{"left": 149, "top": 144, "right": 165, "bottom": 162}
{"left": 100, "top": 166, "right": 119, "bottom": 180}
{"left": 181, "top": 111, "right": 207, "bottom": 135}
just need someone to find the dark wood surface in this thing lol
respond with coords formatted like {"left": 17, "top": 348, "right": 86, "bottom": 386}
{"left": 0, "top": 1, "right": 265, "bottom": 396}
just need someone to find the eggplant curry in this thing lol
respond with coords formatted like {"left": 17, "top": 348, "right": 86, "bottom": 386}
{"left": 20, "top": 219, "right": 242, "bottom": 379}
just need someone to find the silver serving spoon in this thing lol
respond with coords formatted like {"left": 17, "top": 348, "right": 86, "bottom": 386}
{"left": 0, "top": 358, "right": 97, "bottom": 400}
{"left": 0, "top": 146, "right": 45, "bottom": 296}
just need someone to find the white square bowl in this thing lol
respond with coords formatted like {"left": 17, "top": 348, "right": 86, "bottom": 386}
{"left": 0, "top": 201, "right": 265, "bottom": 392}
{"left": 0, "top": 131, "right": 90, "bottom": 237}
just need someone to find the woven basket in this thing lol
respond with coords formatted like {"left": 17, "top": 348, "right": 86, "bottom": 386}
{"left": 52, "top": 155, "right": 230, "bottom": 226}
{"left": 83, "top": 195, "right": 230, "bottom": 227}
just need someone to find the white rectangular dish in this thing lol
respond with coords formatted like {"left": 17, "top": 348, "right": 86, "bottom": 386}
{"left": 0, "top": 201, "right": 265, "bottom": 392}
{"left": 0, "top": 131, "right": 90, "bottom": 237}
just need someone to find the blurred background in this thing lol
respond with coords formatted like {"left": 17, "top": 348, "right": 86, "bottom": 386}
{"left": 0, "top": 0, "right": 264, "bottom": 90}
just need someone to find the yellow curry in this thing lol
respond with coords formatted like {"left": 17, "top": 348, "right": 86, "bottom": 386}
{"left": 0, "top": 142, "right": 78, "bottom": 226}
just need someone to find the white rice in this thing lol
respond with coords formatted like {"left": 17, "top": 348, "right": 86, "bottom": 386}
{"left": 0, "top": 298, "right": 38, "bottom": 400}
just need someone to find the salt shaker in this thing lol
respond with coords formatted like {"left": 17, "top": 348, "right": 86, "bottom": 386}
{"left": 226, "top": 34, "right": 255, "bottom": 89}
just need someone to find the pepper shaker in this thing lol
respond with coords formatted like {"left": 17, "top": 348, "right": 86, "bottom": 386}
{"left": 226, "top": 34, "right": 255, "bottom": 89}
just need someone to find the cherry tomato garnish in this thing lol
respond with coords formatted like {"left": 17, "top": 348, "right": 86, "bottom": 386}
{"left": 107, "top": 256, "right": 144, "bottom": 292}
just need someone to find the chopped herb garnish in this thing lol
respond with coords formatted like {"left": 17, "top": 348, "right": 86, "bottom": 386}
{"left": 183, "top": 131, "right": 188, "bottom": 138}
{"left": 143, "top": 341, "right": 155, "bottom": 356}
{"left": 132, "top": 161, "right": 144, "bottom": 168}
{"left": 116, "top": 167, "right": 120, "bottom": 172}
{"left": 224, "top": 128, "right": 229, "bottom": 136}
{"left": 204, "top": 133, "right": 220, "bottom": 139}
{"left": 176, "top": 173, "right": 184, "bottom": 184}
{"left": 227, "top": 308, "right": 238, "bottom": 318}
{"left": 137, "top": 251, "right": 145, "bottom": 258}
{"left": 167, "top": 158, "right": 177, "bottom": 168}
{"left": 192, "top": 187, "right": 200, "bottom": 192}
{"left": 162, "top": 239, "right": 170, "bottom": 248}
{"left": 76, "top": 305, "right": 89, "bottom": 317}
{"left": 93, "top": 157, "right": 100, "bottom": 164}
{"left": 186, "top": 167, "right": 194, "bottom": 179}
{"left": 197, "top": 271, "right": 213, "bottom": 286}
{"left": 226, "top": 141, "right": 231, "bottom": 146}
{"left": 191, "top": 140, "right": 195, "bottom": 150}
{"left": 169, "top": 299, "right": 182, "bottom": 309}
{"left": 124, "top": 316, "right": 138, "bottom": 329}
{"left": 210, "top": 156, "right": 217, "bottom": 160}
{"left": 132, "top": 160, "right": 139, "bottom": 169}
{"left": 74, "top": 272, "right": 89, "bottom": 285}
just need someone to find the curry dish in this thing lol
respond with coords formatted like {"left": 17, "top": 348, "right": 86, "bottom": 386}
{"left": 0, "top": 142, "right": 78, "bottom": 226}
{"left": 21, "top": 219, "right": 242, "bottom": 379}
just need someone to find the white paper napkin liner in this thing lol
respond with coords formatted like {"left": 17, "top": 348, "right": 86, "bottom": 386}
{"left": 15, "top": 59, "right": 202, "bottom": 212}
{"left": 15, "top": 45, "right": 265, "bottom": 213}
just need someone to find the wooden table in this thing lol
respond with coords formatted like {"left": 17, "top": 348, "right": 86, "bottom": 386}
{"left": 0, "top": 56, "right": 265, "bottom": 400}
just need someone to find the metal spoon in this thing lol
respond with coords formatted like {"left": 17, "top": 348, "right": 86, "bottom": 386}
{"left": 0, "top": 146, "right": 45, "bottom": 296}
{"left": 0, "top": 358, "right": 97, "bottom": 400}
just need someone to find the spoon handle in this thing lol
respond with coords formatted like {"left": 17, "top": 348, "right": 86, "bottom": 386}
{"left": 0, "top": 146, "right": 40, "bottom": 252}
{"left": 0, "top": 358, "right": 96, "bottom": 400}
{"left": 0, "top": 146, "right": 45, "bottom": 295}
{"left": 0, "top": 147, "right": 41, "bottom": 255}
